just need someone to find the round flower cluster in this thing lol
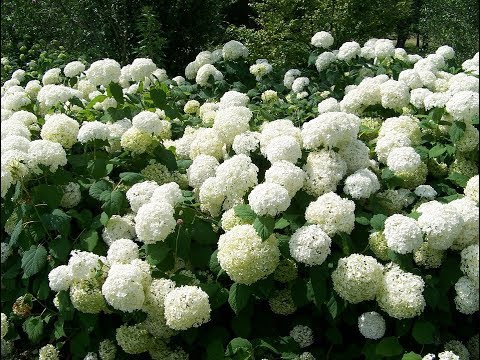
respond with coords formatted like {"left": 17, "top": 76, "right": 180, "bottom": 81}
{"left": 217, "top": 225, "right": 279, "bottom": 284}
{"left": 40, "top": 114, "right": 79, "bottom": 148}
{"left": 264, "top": 161, "right": 305, "bottom": 197}
{"left": 357, "top": 312, "right": 386, "bottom": 339}
{"left": 248, "top": 182, "right": 291, "bottom": 216}
{"left": 135, "top": 202, "right": 176, "bottom": 244}
{"left": 102, "top": 214, "right": 136, "bottom": 246}
{"left": 289, "top": 325, "right": 314, "bottom": 348}
{"left": 332, "top": 254, "right": 384, "bottom": 304}
{"left": 289, "top": 225, "right": 332, "bottom": 266}
{"left": 343, "top": 168, "right": 380, "bottom": 199}
{"left": 39, "top": 344, "right": 60, "bottom": 360}
{"left": 302, "top": 150, "right": 347, "bottom": 197}
{"left": 311, "top": 31, "right": 334, "bottom": 48}
{"left": 163, "top": 285, "right": 211, "bottom": 330}
{"left": 383, "top": 214, "right": 423, "bottom": 254}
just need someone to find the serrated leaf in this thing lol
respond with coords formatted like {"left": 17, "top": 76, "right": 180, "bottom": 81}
{"left": 370, "top": 214, "right": 388, "bottom": 231}
{"left": 412, "top": 320, "right": 435, "bottom": 344}
{"left": 42, "top": 208, "right": 71, "bottom": 236}
{"left": 145, "top": 242, "right": 170, "bottom": 264}
{"left": 274, "top": 218, "right": 290, "bottom": 229}
{"left": 155, "top": 146, "right": 178, "bottom": 171}
{"left": 429, "top": 144, "right": 446, "bottom": 158}
{"left": 89, "top": 180, "right": 112, "bottom": 201}
{"left": 225, "top": 337, "right": 253, "bottom": 357}
{"left": 150, "top": 88, "right": 167, "bottom": 107}
{"left": 191, "top": 220, "right": 217, "bottom": 245}
{"left": 50, "top": 235, "right": 71, "bottom": 261}
{"left": 233, "top": 204, "right": 256, "bottom": 222}
{"left": 449, "top": 121, "right": 466, "bottom": 143}
{"left": 9, "top": 219, "right": 23, "bottom": 246}
{"left": 31, "top": 184, "right": 62, "bottom": 209}
{"left": 107, "top": 82, "right": 124, "bottom": 104}
{"left": 119, "top": 172, "right": 144, "bottom": 185}
{"left": 402, "top": 352, "right": 422, "bottom": 360}
{"left": 376, "top": 337, "right": 404, "bottom": 357}
{"left": 79, "top": 229, "right": 99, "bottom": 251}
{"left": 228, "top": 283, "right": 252, "bottom": 314}
{"left": 101, "top": 190, "right": 126, "bottom": 216}
{"left": 53, "top": 319, "right": 66, "bottom": 339}
{"left": 253, "top": 216, "right": 275, "bottom": 241}
{"left": 22, "top": 316, "right": 44, "bottom": 344}
{"left": 447, "top": 172, "right": 470, "bottom": 187}
{"left": 21, "top": 245, "right": 47, "bottom": 278}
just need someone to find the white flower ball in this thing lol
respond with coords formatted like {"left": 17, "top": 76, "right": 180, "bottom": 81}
{"left": 222, "top": 40, "right": 248, "bottom": 60}
{"left": 132, "top": 111, "right": 168, "bottom": 136}
{"left": 150, "top": 182, "right": 182, "bottom": 207}
{"left": 248, "top": 183, "right": 291, "bottom": 217}
{"left": 448, "top": 198, "right": 479, "bottom": 250}
{"left": 164, "top": 286, "right": 211, "bottom": 330}
{"left": 311, "top": 31, "right": 334, "bottom": 48}
{"left": 338, "top": 139, "right": 371, "bottom": 174}
{"left": 358, "top": 311, "right": 386, "bottom": 339}
{"left": 264, "top": 135, "right": 302, "bottom": 163}
{"left": 42, "top": 68, "right": 62, "bottom": 85}
{"left": 213, "top": 106, "right": 252, "bottom": 145}
{"left": 187, "top": 155, "right": 219, "bottom": 188}
{"left": 183, "top": 100, "right": 200, "bottom": 114}
{"left": 107, "top": 239, "right": 139, "bottom": 264}
{"left": 142, "top": 278, "right": 175, "bottom": 316}
{"left": 290, "top": 325, "right": 314, "bottom": 348}
{"left": 317, "top": 98, "right": 340, "bottom": 114}
{"left": 102, "top": 264, "right": 146, "bottom": 312}
{"left": 384, "top": 214, "right": 423, "bottom": 254}
{"left": 460, "top": 244, "right": 479, "bottom": 287}
{"left": 134, "top": 202, "right": 176, "bottom": 244}
{"left": 343, "top": 168, "right": 380, "bottom": 199}
{"left": 68, "top": 250, "right": 103, "bottom": 281}
{"left": 102, "top": 214, "right": 136, "bottom": 246}
{"left": 289, "top": 225, "right": 331, "bottom": 266}
{"left": 454, "top": 276, "right": 479, "bottom": 315}
{"left": 199, "top": 176, "right": 226, "bottom": 217}
{"left": 126, "top": 181, "right": 159, "bottom": 213}
{"left": 64, "top": 61, "right": 86, "bottom": 77}
{"left": 374, "top": 39, "right": 395, "bottom": 59}
{"left": 77, "top": 121, "right": 110, "bottom": 143}
{"left": 232, "top": 131, "right": 260, "bottom": 155}
{"left": 305, "top": 192, "right": 355, "bottom": 236}
{"left": 85, "top": 59, "right": 121, "bottom": 86}
{"left": 380, "top": 80, "right": 410, "bottom": 110}
{"left": 215, "top": 154, "right": 258, "bottom": 198}
{"left": 264, "top": 161, "right": 305, "bottom": 197}
{"left": 48, "top": 265, "right": 73, "bottom": 292}
{"left": 302, "top": 150, "right": 347, "bottom": 197}
{"left": 28, "top": 139, "right": 67, "bottom": 172}
{"left": 315, "top": 52, "right": 337, "bottom": 72}
{"left": 41, "top": 114, "right": 79, "bottom": 149}
{"left": 445, "top": 91, "right": 479, "bottom": 122}
{"left": 195, "top": 64, "right": 223, "bottom": 86}
{"left": 414, "top": 185, "right": 437, "bottom": 199}
{"left": 337, "top": 42, "right": 361, "bottom": 61}
{"left": 130, "top": 58, "right": 157, "bottom": 82}
{"left": 464, "top": 175, "right": 479, "bottom": 203}
{"left": 217, "top": 225, "right": 279, "bottom": 285}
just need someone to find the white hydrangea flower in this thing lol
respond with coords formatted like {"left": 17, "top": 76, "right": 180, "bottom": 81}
{"left": 102, "top": 214, "right": 136, "bottom": 246}
{"left": 1, "top": 91, "right": 31, "bottom": 111}
{"left": 151, "top": 182, "right": 182, "bottom": 207}
{"left": 290, "top": 325, "right": 314, "bottom": 348}
{"left": 39, "top": 344, "right": 60, "bottom": 360}
{"left": 130, "top": 58, "right": 157, "bottom": 82}
{"left": 249, "top": 59, "right": 272, "bottom": 80}
{"left": 1, "top": 119, "right": 31, "bottom": 140}
{"left": 107, "top": 239, "right": 139, "bottom": 264}
{"left": 380, "top": 80, "right": 410, "bottom": 110}
{"left": 219, "top": 91, "right": 249, "bottom": 109}
{"left": 64, "top": 61, "right": 86, "bottom": 77}
{"left": 410, "top": 88, "right": 433, "bottom": 109}
{"left": 68, "top": 250, "right": 103, "bottom": 281}
{"left": 291, "top": 77, "right": 310, "bottom": 93}
{"left": 454, "top": 276, "right": 479, "bottom": 315}
{"left": 134, "top": 202, "right": 176, "bottom": 244}
{"left": 222, "top": 40, "right": 248, "bottom": 60}
{"left": 102, "top": 263, "right": 147, "bottom": 312}
{"left": 448, "top": 198, "right": 479, "bottom": 250}
{"left": 199, "top": 176, "right": 226, "bottom": 216}
{"left": 217, "top": 225, "right": 279, "bottom": 284}
{"left": 264, "top": 135, "right": 302, "bottom": 163}
{"left": 187, "top": 155, "right": 219, "bottom": 189}
{"left": 0, "top": 313, "right": 7, "bottom": 339}
{"left": 289, "top": 225, "right": 331, "bottom": 266}
{"left": 343, "top": 168, "right": 380, "bottom": 199}
{"left": 338, "top": 139, "right": 371, "bottom": 174}
{"left": 311, "top": 31, "right": 334, "bottom": 48}
{"left": 414, "top": 185, "right": 437, "bottom": 199}
{"left": 317, "top": 98, "right": 340, "bottom": 114}
{"left": 195, "top": 64, "right": 224, "bottom": 86}
{"left": 264, "top": 161, "right": 305, "bottom": 197}
{"left": 337, "top": 41, "right": 361, "bottom": 61}
{"left": 464, "top": 175, "right": 479, "bottom": 203}
{"left": 301, "top": 112, "right": 360, "bottom": 149}
{"left": 445, "top": 91, "right": 479, "bottom": 122}
{"left": 189, "top": 128, "right": 225, "bottom": 160}
{"left": 216, "top": 154, "right": 258, "bottom": 198}
{"left": 259, "top": 119, "right": 302, "bottom": 152}
{"left": 42, "top": 68, "right": 62, "bottom": 85}
{"left": 40, "top": 113, "right": 79, "bottom": 148}
{"left": 398, "top": 69, "right": 423, "bottom": 89}
{"left": 232, "top": 131, "right": 260, "bottom": 155}
{"left": 332, "top": 254, "right": 384, "bottom": 303}
{"left": 132, "top": 111, "right": 169, "bottom": 136}
{"left": 261, "top": 90, "right": 278, "bottom": 102}
{"left": 284, "top": 69, "right": 301, "bottom": 88}
{"left": 85, "top": 59, "right": 121, "bottom": 86}
{"left": 460, "top": 244, "right": 479, "bottom": 287}
{"left": 374, "top": 39, "right": 395, "bottom": 59}
{"left": 126, "top": 181, "right": 159, "bottom": 213}
{"left": 315, "top": 52, "right": 336, "bottom": 72}
{"left": 77, "top": 121, "right": 110, "bottom": 143}
{"left": 377, "top": 264, "right": 426, "bottom": 319}
{"left": 28, "top": 139, "right": 67, "bottom": 173}
{"left": 375, "top": 135, "right": 412, "bottom": 163}
{"left": 302, "top": 150, "right": 347, "bottom": 197}
{"left": 384, "top": 214, "right": 423, "bottom": 254}
{"left": 387, "top": 146, "right": 422, "bottom": 173}
{"left": 305, "top": 192, "right": 355, "bottom": 236}
{"left": 248, "top": 183, "right": 291, "bottom": 217}
{"left": 48, "top": 265, "right": 74, "bottom": 292}
{"left": 183, "top": 100, "right": 200, "bottom": 114}
{"left": 142, "top": 278, "right": 175, "bottom": 316}
{"left": 7, "top": 110, "right": 37, "bottom": 126}
{"left": 358, "top": 312, "right": 386, "bottom": 339}
{"left": 164, "top": 285, "right": 211, "bottom": 330}
{"left": 213, "top": 106, "right": 252, "bottom": 144}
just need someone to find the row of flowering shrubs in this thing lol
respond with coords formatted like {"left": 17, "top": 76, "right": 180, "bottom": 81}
{"left": 1, "top": 31, "right": 479, "bottom": 360}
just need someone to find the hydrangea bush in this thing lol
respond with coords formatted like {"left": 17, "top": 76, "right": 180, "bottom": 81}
{"left": 1, "top": 32, "right": 479, "bottom": 360}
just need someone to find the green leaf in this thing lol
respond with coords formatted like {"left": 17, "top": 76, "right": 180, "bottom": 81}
{"left": 50, "top": 235, "right": 71, "bottom": 261}
{"left": 310, "top": 265, "right": 328, "bottom": 308}
{"left": 431, "top": 107, "right": 445, "bottom": 123}
{"left": 57, "top": 290, "right": 75, "bottom": 321}
{"left": 233, "top": 204, "right": 256, "bottom": 223}
{"left": 402, "top": 352, "right": 422, "bottom": 360}
{"left": 155, "top": 145, "right": 178, "bottom": 171}
{"left": 376, "top": 337, "right": 404, "bottom": 357}
{"left": 68, "top": 96, "right": 84, "bottom": 108}
{"left": 447, "top": 172, "right": 470, "bottom": 187}
{"left": 89, "top": 180, "right": 112, "bottom": 201}
{"left": 355, "top": 216, "right": 370, "bottom": 225}
{"left": 449, "top": 121, "right": 466, "bottom": 143}
{"left": 150, "top": 88, "right": 167, "bottom": 107}
{"left": 370, "top": 214, "right": 388, "bottom": 231}
{"left": 327, "top": 294, "right": 338, "bottom": 319}
{"left": 107, "top": 82, "right": 124, "bottom": 104}
{"left": 42, "top": 208, "right": 71, "bottom": 236}
{"left": 87, "top": 94, "right": 107, "bottom": 108}
{"left": 191, "top": 220, "right": 217, "bottom": 245}
{"left": 253, "top": 216, "right": 275, "bottom": 240}
{"left": 21, "top": 245, "right": 47, "bottom": 278}
{"left": 79, "top": 230, "right": 99, "bottom": 252}
{"left": 145, "top": 242, "right": 171, "bottom": 265}
{"left": 9, "top": 219, "right": 23, "bottom": 246}
{"left": 102, "top": 190, "right": 127, "bottom": 216}
{"left": 119, "top": 172, "right": 144, "bottom": 185}
{"left": 412, "top": 320, "right": 435, "bottom": 344}
{"left": 225, "top": 337, "right": 253, "bottom": 357}
{"left": 274, "top": 218, "right": 290, "bottom": 229}
{"left": 228, "top": 283, "right": 252, "bottom": 314}
{"left": 22, "top": 316, "right": 44, "bottom": 344}
{"left": 53, "top": 319, "right": 66, "bottom": 339}
{"left": 429, "top": 144, "right": 447, "bottom": 158}
{"left": 31, "top": 184, "right": 62, "bottom": 209}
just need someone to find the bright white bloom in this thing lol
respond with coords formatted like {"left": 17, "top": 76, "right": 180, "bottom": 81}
{"left": 248, "top": 183, "right": 291, "bottom": 216}
{"left": 24, "top": 80, "right": 42, "bottom": 98}
{"left": 284, "top": 69, "right": 302, "bottom": 88}
{"left": 232, "top": 131, "right": 260, "bottom": 155}
{"left": 454, "top": 276, "right": 479, "bottom": 314}
{"left": 399, "top": 69, "right": 423, "bottom": 89}
{"left": 187, "top": 155, "right": 219, "bottom": 188}
{"left": 387, "top": 146, "right": 422, "bottom": 173}
{"left": 77, "top": 121, "right": 110, "bottom": 143}
{"left": 464, "top": 175, "right": 479, "bottom": 203}
{"left": 7, "top": 110, "right": 37, "bottom": 126}
{"left": 60, "top": 182, "right": 81, "bottom": 208}
{"left": 199, "top": 102, "right": 219, "bottom": 126}
{"left": 64, "top": 61, "right": 86, "bottom": 77}
{"left": 219, "top": 91, "right": 249, "bottom": 109}
{"left": 130, "top": 58, "right": 157, "bottom": 82}
{"left": 302, "top": 150, "right": 347, "bottom": 197}
{"left": 311, "top": 31, "right": 334, "bottom": 48}
{"left": 164, "top": 286, "right": 211, "bottom": 330}
{"left": 221, "top": 208, "right": 247, "bottom": 231}
{"left": 264, "top": 161, "right": 305, "bottom": 197}
{"left": 410, "top": 88, "right": 433, "bottom": 108}
{"left": 358, "top": 312, "right": 386, "bottom": 339}
{"left": 39, "top": 344, "right": 60, "bottom": 360}
{"left": 40, "top": 114, "right": 79, "bottom": 148}
{"left": 380, "top": 80, "right": 410, "bottom": 110}
{"left": 42, "top": 68, "right": 62, "bottom": 85}
{"left": 265, "top": 135, "right": 302, "bottom": 163}
{"left": 1, "top": 91, "right": 31, "bottom": 110}
{"left": 289, "top": 225, "right": 331, "bottom": 266}
{"left": 126, "top": 181, "right": 159, "bottom": 213}
{"left": 142, "top": 278, "right": 175, "bottom": 315}
{"left": 135, "top": 202, "right": 176, "bottom": 244}
{"left": 290, "top": 325, "right": 314, "bottom": 348}
{"left": 172, "top": 76, "right": 186, "bottom": 86}
{"left": 150, "top": 68, "right": 168, "bottom": 83}
{"left": 217, "top": 225, "right": 280, "bottom": 284}
{"left": 132, "top": 111, "right": 168, "bottom": 136}
{"left": 48, "top": 265, "right": 73, "bottom": 292}
{"left": 414, "top": 185, "right": 437, "bottom": 199}
{"left": 11, "top": 69, "right": 25, "bottom": 81}
{"left": 151, "top": 182, "right": 182, "bottom": 207}
{"left": 102, "top": 214, "right": 136, "bottom": 246}
{"left": 384, "top": 214, "right": 423, "bottom": 254}
{"left": 332, "top": 254, "right": 383, "bottom": 303}
{"left": 213, "top": 106, "right": 252, "bottom": 144}
{"left": 337, "top": 41, "right": 361, "bottom": 61}
{"left": 338, "top": 139, "right": 371, "bottom": 174}
{"left": 216, "top": 154, "right": 258, "bottom": 198}
{"left": 343, "top": 168, "right": 380, "bottom": 199}
{"left": 261, "top": 90, "right": 278, "bottom": 102}
{"left": 424, "top": 92, "right": 451, "bottom": 110}
{"left": 249, "top": 59, "right": 272, "bottom": 80}
{"left": 377, "top": 264, "right": 425, "bottom": 319}
{"left": 375, "top": 135, "right": 412, "bottom": 163}
{"left": 184, "top": 100, "right": 200, "bottom": 114}
{"left": 222, "top": 40, "right": 248, "bottom": 60}
{"left": 189, "top": 128, "right": 225, "bottom": 159}
{"left": 199, "top": 176, "right": 226, "bottom": 216}
{"left": 102, "top": 263, "right": 147, "bottom": 312}
{"left": 85, "top": 59, "right": 121, "bottom": 86}
{"left": 448, "top": 198, "right": 479, "bottom": 250}
{"left": 315, "top": 52, "right": 336, "bottom": 72}
{"left": 107, "top": 239, "right": 139, "bottom": 264}
{"left": 305, "top": 192, "right": 355, "bottom": 236}
{"left": 68, "top": 250, "right": 103, "bottom": 281}
{"left": 1, "top": 119, "right": 30, "bottom": 140}
{"left": 291, "top": 77, "right": 309, "bottom": 93}
{"left": 259, "top": 119, "right": 302, "bottom": 152}
{"left": 196, "top": 64, "right": 223, "bottom": 86}
{"left": 417, "top": 201, "right": 463, "bottom": 250}
{"left": 436, "top": 45, "right": 455, "bottom": 60}
{"left": 317, "top": 98, "right": 340, "bottom": 114}
{"left": 374, "top": 39, "right": 395, "bottom": 59}
{"left": 445, "top": 91, "right": 479, "bottom": 122}
{"left": 1, "top": 135, "right": 30, "bottom": 155}
{"left": 460, "top": 244, "right": 479, "bottom": 287}
{"left": 28, "top": 139, "right": 67, "bottom": 172}
{"left": 302, "top": 112, "right": 360, "bottom": 149}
